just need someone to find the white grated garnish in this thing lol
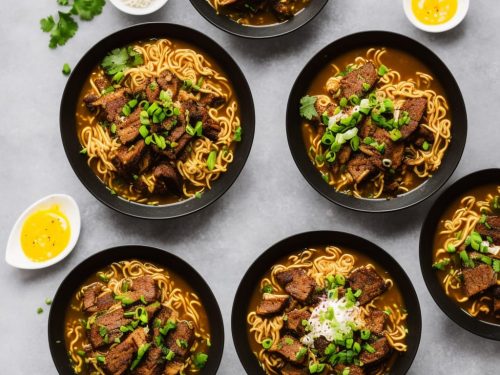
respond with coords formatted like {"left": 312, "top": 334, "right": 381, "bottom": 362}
{"left": 301, "top": 296, "right": 363, "bottom": 347}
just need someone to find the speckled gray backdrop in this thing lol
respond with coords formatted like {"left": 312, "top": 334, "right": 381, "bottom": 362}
{"left": 1, "top": 0, "right": 499, "bottom": 373}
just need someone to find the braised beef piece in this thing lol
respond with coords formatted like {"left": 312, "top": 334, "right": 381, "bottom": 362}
{"left": 103, "top": 328, "right": 148, "bottom": 375}
{"left": 359, "top": 118, "right": 377, "bottom": 139}
{"left": 134, "top": 346, "right": 164, "bottom": 375}
{"left": 83, "top": 282, "right": 115, "bottom": 314}
{"left": 492, "top": 286, "right": 500, "bottom": 314}
{"left": 153, "top": 164, "right": 182, "bottom": 196}
{"left": 117, "top": 107, "right": 141, "bottom": 144}
{"left": 256, "top": 293, "right": 290, "bottom": 316}
{"left": 347, "top": 154, "right": 377, "bottom": 184}
{"left": 336, "top": 145, "right": 352, "bottom": 165}
{"left": 340, "top": 62, "right": 378, "bottom": 99}
{"left": 183, "top": 100, "right": 209, "bottom": 124}
{"left": 164, "top": 321, "right": 194, "bottom": 358}
{"left": 202, "top": 118, "right": 221, "bottom": 141}
{"left": 168, "top": 124, "right": 187, "bottom": 143}
{"left": 359, "top": 337, "right": 391, "bottom": 366}
{"left": 146, "top": 80, "right": 160, "bottom": 102}
{"left": 153, "top": 307, "right": 178, "bottom": 340}
{"left": 348, "top": 267, "right": 387, "bottom": 305}
{"left": 281, "top": 363, "right": 308, "bottom": 375}
{"left": 314, "top": 101, "right": 336, "bottom": 120}
{"left": 95, "top": 77, "right": 111, "bottom": 92}
{"left": 285, "top": 309, "right": 311, "bottom": 337}
{"left": 113, "top": 140, "right": 146, "bottom": 176}
{"left": 270, "top": 335, "right": 306, "bottom": 365}
{"left": 413, "top": 125, "right": 435, "bottom": 147}
{"left": 462, "top": 264, "right": 497, "bottom": 297}
{"left": 116, "top": 275, "right": 159, "bottom": 306}
{"left": 83, "top": 93, "right": 100, "bottom": 111}
{"left": 199, "top": 92, "right": 225, "bottom": 108}
{"left": 476, "top": 216, "right": 500, "bottom": 245}
{"left": 359, "top": 128, "right": 404, "bottom": 172}
{"left": 313, "top": 336, "right": 331, "bottom": 356}
{"left": 399, "top": 98, "right": 427, "bottom": 139}
{"left": 333, "top": 364, "right": 365, "bottom": 375}
{"left": 89, "top": 307, "right": 131, "bottom": 349}
{"left": 92, "top": 88, "right": 130, "bottom": 122}
{"left": 275, "top": 268, "right": 317, "bottom": 303}
{"left": 157, "top": 71, "right": 181, "bottom": 98}
{"left": 364, "top": 309, "right": 387, "bottom": 336}
{"left": 163, "top": 361, "right": 184, "bottom": 375}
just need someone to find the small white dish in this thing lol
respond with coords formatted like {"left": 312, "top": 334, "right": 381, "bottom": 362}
{"left": 109, "top": 0, "right": 169, "bottom": 16}
{"left": 403, "top": 0, "right": 469, "bottom": 33}
{"left": 5, "top": 194, "right": 81, "bottom": 270}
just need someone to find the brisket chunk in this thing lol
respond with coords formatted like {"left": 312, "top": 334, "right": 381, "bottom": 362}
{"left": 113, "top": 140, "right": 146, "bottom": 176}
{"left": 153, "top": 307, "right": 178, "bottom": 340}
{"left": 157, "top": 71, "right": 181, "bottom": 98}
{"left": 348, "top": 267, "right": 387, "bottom": 305}
{"left": 359, "top": 337, "right": 391, "bottom": 366}
{"left": 94, "top": 77, "right": 111, "bottom": 93}
{"left": 360, "top": 128, "right": 404, "bottom": 171}
{"left": 333, "top": 364, "right": 365, "bottom": 375}
{"left": 153, "top": 164, "right": 182, "bottom": 196}
{"left": 89, "top": 307, "right": 131, "bottom": 349}
{"left": 202, "top": 118, "right": 221, "bottom": 141}
{"left": 270, "top": 335, "right": 306, "bottom": 365}
{"left": 134, "top": 346, "right": 164, "bottom": 375}
{"left": 103, "top": 328, "right": 148, "bottom": 375}
{"left": 83, "top": 283, "right": 115, "bottom": 314}
{"left": 476, "top": 216, "right": 500, "bottom": 245}
{"left": 364, "top": 309, "right": 387, "bottom": 336}
{"left": 285, "top": 309, "right": 311, "bottom": 337}
{"left": 340, "top": 62, "right": 378, "bottom": 99}
{"left": 117, "top": 107, "right": 141, "bottom": 144}
{"left": 92, "top": 88, "right": 130, "bottom": 122}
{"left": 164, "top": 321, "right": 194, "bottom": 358}
{"left": 399, "top": 98, "right": 427, "bottom": 139}
{"left": 462, "top": 264, "right": 497, "bottom": 297}
{"left": 199, "top": 92, "right": 225, "bottom": 108}
{"left": 275, "top": 268, "right": 317, "bottom": 303}
{"left": 313, "top": 336, "right": 331, "bottom": 356}
{"left": 281, "top": 363, "right": 308, "bottom": 375}
{"left": 256, "top": 293, "right": 290, "bottom": 316}
{"left": 146, "top": 80, "right": 160, "bottom": 102}
{"left": 115, "top": 275, "right": 159, "bottom": 306}
{"left": 162, "top": 361, "right": 184, "bottom": 375}
{"left": 347, "top": 154, "right": 377, "bottom": 184}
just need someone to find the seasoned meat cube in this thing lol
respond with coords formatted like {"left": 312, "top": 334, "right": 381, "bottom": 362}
{"left": 183, "top": 100, "right": 208, "bottom": 124}
{"left": 340, "top": 62, "right": 378, "bottom": 99}
{"left": 115, "top": 275, "right": 159, "bottom": 306}
{"left": 492, "top": 286, "right": 500, "bottom": 314}
{"left": 134, "top": 346, "right": 164, "bottom": 375}
{"left": 113, "top": 140, "right": 146, "bottom": 176}
{"left": 199, "top": 92, "right": 225, "bottom": 108}
{"left": 313, "top": 336, "right": 331, "bottom": 356}
{"left": 92, "top": 88, "right": 130, "bottom": 122}
{"left": 256, "top": 293, "right": 290, "bottom": 316}
{"left": 165, "top": 133, "right": 193, "bottom": 161}
{"left": 163, "top": 361, "right": 184, "bottom": 375}
{"left": 399, "top": 97, "right": 427, "bottom": 139}
{"left": 165, "top": 321, "right": 194, "bottom": 358}
{"left": 167, "top": 124, "right": 186, "bottom": 143}
{"left": 414, "top": 125, "right": 435, "bottom": 147}
{"left": 270, "top": 335, "right": 306, "bottom": 365}
{"left": 89, "top": 307, "right": 131, "bottom": 349}
{"left": 281, "top": 363, "right": 308, "bottom": 375}
{"left": 333, "top": 364, "right": 365, "bottom": 375}
{"left": 359, "top": 337, "right": 391, "bottom": 366}
{"left": 348, "top": 267, "right": 387, "bottom": 305}
{"left": 285, "top": 309, "right": 311, "bottom": 337}
{"left": 275, "top": 268, "right": 317, "bottom": 303}
{"left": 157, "top": 70, "right": 181, "bottom": 98}
{"left": 146, "top": 80, "right": 160, "bottom": 102}
{"left": 476, "top": 216, "right": 500, "bottom": 245}
{"left": 361, "top": 128, "right": 404, "bottom": 171}
{"left": 337, "top": 145, "right": 352, "bottom": 165}
{"left": 359, "top": 118, "right": 377, "bottom": 139}
{"left": 462, "top": 264, "right": 497, "bottom": 297}
{"left": 347, "top": 154, "right": 377, "bottom": 184}
{"left": 117, "top": 107, "right": 141, "bottom": 144}
{"left": 153, "top": 307, "right": 178, "bottom": 340}
{"left": 83, "top": 282, "right": 114, "bottom": 314}
{"left": 364, "top": 309, "right": 387, "bottom": 336}
{"left": 94, "top": 77, "right": 111, "bottom": 93}
{"left": 103, "top": 328, "right": 148, "bottom": 375}
{"left": 202, "top": 118, "right": 221, "bottom": 141}
{"left": 83, "top": 93, "right": 99, "bottom": 112}
{"left": 313, "top": 101, "right": 336, "bottom": 124}
{"left": 153, "top": 164, "right": 182, "bottom": 196}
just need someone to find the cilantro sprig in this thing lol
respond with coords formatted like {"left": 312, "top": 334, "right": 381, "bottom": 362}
{"left": 101, "top": 47, "right": 144, "bottom": 76}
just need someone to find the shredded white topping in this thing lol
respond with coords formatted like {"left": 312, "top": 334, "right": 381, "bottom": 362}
{"left": 483, "top": 240, "right": 500, "bottom": 257}
{"left": 122, "top": 0, "right": 155, "bottom": 8}
{"left": 301, "top": 296, "right": 363, "bottom": 347}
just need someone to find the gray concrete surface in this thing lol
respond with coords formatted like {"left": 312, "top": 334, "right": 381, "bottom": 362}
{"left": 1, "top": 0, "right": 499, "bottom": 373}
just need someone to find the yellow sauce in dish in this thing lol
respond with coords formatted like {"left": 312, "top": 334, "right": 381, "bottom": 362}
{"left": 20, "top": 205, "right": 71, "bottom": 262}
{"left": 412, "top": 0, "right": 458, "bottom": 25}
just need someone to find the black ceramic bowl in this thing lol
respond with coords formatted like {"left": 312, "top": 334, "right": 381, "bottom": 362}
{"left": 60, "top": 23, "right": 255, "bottom": 219}
{"left": 286, "top": 31, "right": 467, "bottom": 213}
{"left": 232, "top": 231, "right": 422, "bottom": 374}
{"left": 48, "top": 245, "right": 224, "bottom": 374}
{"left": 420, "top": 168, "right": 500, "bottom": 340}
{"left": 189, "top": 0, "right": 328, "bottom": 38}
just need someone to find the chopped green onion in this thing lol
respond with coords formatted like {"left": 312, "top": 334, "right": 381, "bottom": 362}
{"left": 295, "top": 347, "right": 307, "bottom": 360}
{"left": 45, "top": 298, "right": 52, "bottom": 305}
{"left": 377, "top": 64, "right": 389, "bottom": 76}
{"left": 362, "top": 82, "right": 371, "bottom": 91}
{"left": 96, "top": 355, "right": 106, "bottom": 364}
{"left": 207, "top": 151, "right": 217, "bottom": 171}
{"left": 77, "top": 350, "right": 86, "bottom": 357}
{"left": 130, "top": 343, "right": 151, "bottom": 371}
{"left": 62, "top": 63, "right": 71, "bottom": 76}
{"left": 339, "top": 97, "right": 348, "bottom": 108}
{"left": 364, "top": 343, "right": 376, "bottom": 353}
{"left": 422, "top": 141, "right": 430, "bottom": 151}
{"left": 110, "top": 123, "right": 117, "bottom": 134}
{"left": 193, "top": 352, "right": 208, "bottom": 369}
{"left": 165, "top": 349, "right": 175, "bottom": 361}
{"left": 37, "top": 307, "right": 43, "bottom": 314}
{"left": 79, "top": 148, "right": 87, "bottom": 155}
{"left": 350, "top": 135, "right": 360, "bottom": 151}
{"left": 480, "top": 256, "right": 492, "bottom": 266}
{"left": 493, "top": 260, "right": 500, "bottom": 273}
{"left": 112, "top": 71, "right": 124, "bottom": 82}
{"left": 460, "top": 250, "right": 474, "bottom": 268}
{"left": 139, "top": 125, "right": 149, "bottom": 138}
{"left": 262, "top": 284, "right": 273, "bottom": 294}
{"left": 446, "top": 244, "right": 456, "bottom": 253}
{"left": 360, "top": 329, "right": 371, "bottom": 340}
{"left": 432, "top": 258, "right": 450, "bottom": 270}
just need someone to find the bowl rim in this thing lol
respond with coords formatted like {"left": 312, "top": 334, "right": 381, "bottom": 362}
{"left": 48, "top": 245, "right": 225, "bottom": 374}
{"left": 402, "top": 0, "right": 470, "bottom": 33}
{"left": 188, "top": 0, "right": 329, "bottom": 39}
{"left": 232, "top": 230, "right": 422, "bottom": 374}
{"left": 419, "top": 168, "right": 500, "bottom": 340}
{"left": 286, "top": 30, "right": 467, "bottom": 213}
{"left": 59, "top": 22, "right": 255, "bottom": 220}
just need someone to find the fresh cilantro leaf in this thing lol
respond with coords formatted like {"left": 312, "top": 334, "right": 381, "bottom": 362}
{"left": 40, "top": 16, "right": 56, "bottom": 32}
{"left": 72, "top": 0, "right": 105, "bottom": 21}
{"left": 101, "top": 47, "right": 144, "bottom": 76}
{"left": 299, "top": 95, "right": 318, "bottom": 120}
{"left": 47, "top": 12, "right": 78, "bottom": 49}
{"left": 58, "top": 0, "right": 69, "bottom": 5}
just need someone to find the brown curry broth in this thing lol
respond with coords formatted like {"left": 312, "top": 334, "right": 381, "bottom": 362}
{"left": 301, "top": 47, "right": 450, "bottom": 199}
{"left": 208, "top": 0, "right": 310, "bottom": 26}
{"left": 75, "top": 39, "right": 240, "bottom": 205}
{"left": 64, "top": 260, "right": 211, "bottom": 374}
{"left": 247, "top": 246, "right": 408, "bottom": 372}
{"left": 433, "top": 183, "right": 500, "bottom": 324}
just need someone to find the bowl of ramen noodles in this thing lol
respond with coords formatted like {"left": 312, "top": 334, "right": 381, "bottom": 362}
{"left": 189, "top": 0, "right": 328, "bottom": 38}
{"left": 232, "top": 231, "right": 421, "bottom": 374}
{"left": 48, "top": 245, "right": 224, "bottom": 374}
{"left": 286, "top": 31, "right": 467, "bottom": 212}
{"left": 420, "top": 168, "right": 500, "bottom": 340}
{"left": 60, "top": 23, "right": 255, "bottom": 219}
